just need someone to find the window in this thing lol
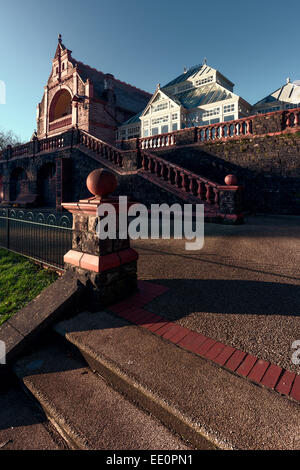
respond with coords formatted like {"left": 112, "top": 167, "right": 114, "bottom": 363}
{"left": 202, "top": 107, "right": 220, "bottom": 118}
{"left": 172, "top": 113, "right": 178, "bottom": 120}
{"left": 195, "top": 76, "right": 213, "bottom": 86}
{"left": 161, "top": 125, "right": 169, "bottom": 133}
{"left": 224, "top": 104, "right": 235, "bottom": 114}
{"left": 151, "top": 127, "right": 159, "bottom": 135}
{"left": 224, "top": 114, "right": 234, "bottom": 122}
{"left": 152, "top": 115, "right": 169, "bottom": 125}
{"left": 143, "top": 129, "right": 149, "bottom": 137}
{"left": 152, "top": 102, "right": 168, "bottom": 113}
{"left": 285, "top": 103, "right": 300, "bottom": 110}
{"left": 257, "top": 106, "right": 280, "bottom": 114}
{"left": 172, "top": 123, "right": 178, "bottom": 131}
{"left": 128, "top": 126, "right": 140, "bottom": 135}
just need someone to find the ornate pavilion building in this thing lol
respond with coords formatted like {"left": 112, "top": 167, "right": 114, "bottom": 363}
{"left": 117, "top": 63, "right": 252, "bottom": 140}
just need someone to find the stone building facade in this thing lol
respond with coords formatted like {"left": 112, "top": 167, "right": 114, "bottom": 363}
{"left": 37, "top": 35, "right": 151, "bottom": 144}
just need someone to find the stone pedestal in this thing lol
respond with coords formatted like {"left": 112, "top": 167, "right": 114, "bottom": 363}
{"left": 62, "top": 188, "right": 138, "bottom": 309}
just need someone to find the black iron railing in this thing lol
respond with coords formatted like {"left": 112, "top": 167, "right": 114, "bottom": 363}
{"left": 0, "top": 208, "right": 73, "bottom": 269}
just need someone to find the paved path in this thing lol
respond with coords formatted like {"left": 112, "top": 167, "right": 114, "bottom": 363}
{"left": 132, "top": 215, "right": 300, "bottom": 373}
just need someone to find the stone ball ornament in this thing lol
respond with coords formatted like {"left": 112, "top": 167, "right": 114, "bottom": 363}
{"left": 224, "top": 174, "right": 238, "bottom": 186}
{"left": 86, "top": 169, "right": 118, "bottom": 199}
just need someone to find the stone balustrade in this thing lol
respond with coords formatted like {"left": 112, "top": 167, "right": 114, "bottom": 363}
{"left": 48, "top": 115, "right": 72, "bottom": 132}
{"left": 141, "top": 150, "right": 220, "bottom": 207}
{"left": 114, "top": 106, "right": 300, "bottom": 151}
{"left": 78, "top": 130, "right": 123, "bottom": 168}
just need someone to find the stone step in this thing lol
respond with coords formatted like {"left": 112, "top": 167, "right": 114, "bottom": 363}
{"left": 54, "top": 311, "right": 300, "bottom": 450}
{"left": 13, "top": 340, "right": 191, "bottom": 450}
{"left": 0, "top": 381, "right": 68, "bottom": 450}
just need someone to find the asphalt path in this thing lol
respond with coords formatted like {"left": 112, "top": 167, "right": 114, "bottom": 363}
{"left": 132, "top": 214, "right": 300, "bottom": 373}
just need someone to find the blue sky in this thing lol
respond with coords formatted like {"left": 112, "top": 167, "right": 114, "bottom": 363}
{"left": 1, "top": 0, "right": 300, "bottom": 142}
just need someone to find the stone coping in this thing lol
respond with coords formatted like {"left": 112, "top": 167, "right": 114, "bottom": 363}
{"left": 0, "top": 271, "right": 84, "bottom": 367}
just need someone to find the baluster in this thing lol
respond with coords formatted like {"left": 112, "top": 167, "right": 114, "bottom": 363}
{"left": 174, "top": 170, "right": 180, "bottom": 188}
{"left": 197, "top": 180, "right": 206, "bottom": 200}
{"left": 205, "top": 184, "right": 213, "bottom": 204}
{"left": 286, "top": 114, "right": 291, "bottom": 128}
{"left": 295, "top": 112, "right": 300, "bottom": 127}
{"left": 208, "top": 128, "right": 212, "bottom": 140}
{"left": 180, "top": 172, "right": 186, "bottom": 191}
{"left": 213, "top": 188, "right": 219, "bottom": 207}
{"left": 188, "top": 176, "right": 194, "bottom": 194}
{"left": 167, "top": 165, "right": 172, "bottom": 182}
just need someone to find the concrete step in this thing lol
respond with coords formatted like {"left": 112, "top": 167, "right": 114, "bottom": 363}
{"left": 13, "top": 340, "right": 191, "bottom": 450}
{"left": 54, "top": 311, "right": 300, "bottom": 450}
{"left": 0, "top": 380, "right": 68, "bottom": 450}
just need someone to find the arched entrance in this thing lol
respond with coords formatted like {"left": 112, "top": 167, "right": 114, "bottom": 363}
{"left": 10, "top": 168, "right": 27, "bottom": 201}
{"left": 49, "top": 89, "right": 72, "bottom": 122}
{"left": 37, "top": 162, "right": 56, "bottom": 207}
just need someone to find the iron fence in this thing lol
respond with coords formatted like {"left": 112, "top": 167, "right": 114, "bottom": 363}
{"left": 0, "top": 208, "right": 73, "bottom": 269}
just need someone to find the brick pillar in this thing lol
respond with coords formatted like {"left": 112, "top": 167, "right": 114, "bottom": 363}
{"left": 62, "top": 169, "right": 138, "bottom": 309}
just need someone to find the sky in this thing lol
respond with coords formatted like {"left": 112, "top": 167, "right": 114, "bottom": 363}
{"left": 0, "top": 0, "right": 300, "bottom": 142}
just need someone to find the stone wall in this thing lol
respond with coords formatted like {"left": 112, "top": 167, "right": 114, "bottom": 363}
{"left": 155, "top": 132, "right": 300, "bottom": 214}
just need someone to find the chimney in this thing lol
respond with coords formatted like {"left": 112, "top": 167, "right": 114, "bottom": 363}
{"left": 104, "top": 73, "right": 114, "bottom": 91}
{"left": 103, "top": 73, "right": 116, "bottom": 106}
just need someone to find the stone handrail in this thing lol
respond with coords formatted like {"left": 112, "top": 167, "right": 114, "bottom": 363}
{"left": 77, "top": 129, "right": 123, "bottom": 168}
{"left": 141, "top": 150, "right": 221, "bottom": 207}
{"left": 140, "top": 149, "right": 244, "bottom": 221}
{"left": 49, "top": 115, "right": 72, "bottom": 132}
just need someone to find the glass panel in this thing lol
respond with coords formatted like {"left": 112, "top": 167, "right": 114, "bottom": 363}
{"left": 161, "top": 125, "right": 169, "bottom": 133}
{"left": 224, "top": 114, "right": 234, "bottom": 122}
{"left": 172, "top": 123, "right": 178, "bottom": 131}
{"left": 151, "top": 127, "right": 159, "bottom": 135}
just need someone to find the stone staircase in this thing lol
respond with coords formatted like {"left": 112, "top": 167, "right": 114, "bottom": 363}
{"left": 75, "top": 130, "right": 243, "bottom": 224}
{"left": 13, "top": 299, "right": 300, "bottom": 450}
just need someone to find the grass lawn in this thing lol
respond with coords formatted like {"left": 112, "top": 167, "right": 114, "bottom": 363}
{"left": 0, "top": 248, "right": 58, "bottom": 326}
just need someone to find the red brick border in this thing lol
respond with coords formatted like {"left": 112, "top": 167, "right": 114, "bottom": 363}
{"left": 109, "top": 280, "right": 300, "bottom": 404}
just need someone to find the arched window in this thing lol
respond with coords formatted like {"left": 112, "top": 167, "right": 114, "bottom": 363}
{"left": 49, "top": 89, "right": 72, "bottom": 122}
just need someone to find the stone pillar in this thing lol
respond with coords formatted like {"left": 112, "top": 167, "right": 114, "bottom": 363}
{"left": 218, "top": 174, "right": 244, "bottom": 224}
{"left": 62, "top": 168, "right": 138, "bottom": 309}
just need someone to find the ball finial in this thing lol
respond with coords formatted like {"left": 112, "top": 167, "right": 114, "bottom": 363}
{"left": 86, "top": 169, "right": 117, "bottom": 199}
{"left": 224, "top": 174, "right": 238, "bottom": 186}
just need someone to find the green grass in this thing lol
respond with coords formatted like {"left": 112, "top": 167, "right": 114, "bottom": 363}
{"left": 0, "top": 248, "right": 58, "bottom": 326}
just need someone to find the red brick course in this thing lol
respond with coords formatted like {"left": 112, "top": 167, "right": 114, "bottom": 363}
{"left": 109, "top": 280, "right": 300, "bottom": 404}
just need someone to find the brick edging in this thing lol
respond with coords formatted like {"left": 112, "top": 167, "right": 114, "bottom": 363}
{"left": 109, "top": 280, "right": 300, "bottom": 404}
